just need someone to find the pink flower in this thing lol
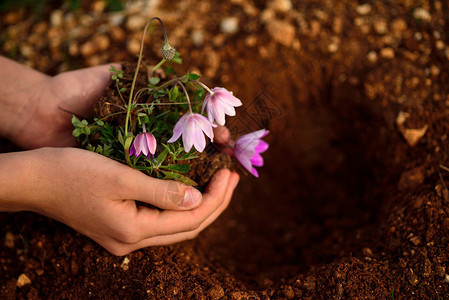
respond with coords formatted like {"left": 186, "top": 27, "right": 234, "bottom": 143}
{"left": 201, "top": 87, "right": 242, "bottom": 126}
{"left": 129, "top": 132, "right": 157, "bottom": 158}
{"left": 168, "top": 113, "right": 217, "bottom": 152}
{"left": 234, "top": 129, "right": 269, "bottom": 178}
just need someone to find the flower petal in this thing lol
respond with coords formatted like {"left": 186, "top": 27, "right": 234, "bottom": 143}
{"left": 255, "top": 140, "right": 269, "bottom": 153}
{"left": 195, "top": 114, "right": 216, "bottom": 141}
{"left": 251, "top": 167, "right": 259, "bottom": 178}
{"left": 168, "top": 113, "right": 188, "bottom": 143}
{"left": 213, "top": 87, "right": 243, "bottom": 107}
{"left": 235, "top": 151, "right": 253, "bottom": 173}
{"left": 182, "top": 116, "right": 196, "bottom": 152}
{"left": 144, "top": 132, "right": 157, "bottom": 155}
{"left": 192, "top": 122, "right": 206, "bottom": 152}
{"left": 201, "top": 95, "right": 210, "bottom": 115}
{"left": 207, "top": 98, "right": 226, "bottom": 125}
{"left": 134, "top": 133, "right": 147, "bottom": 156}
{"left": 250, "top": 152, "right": 264, "bottom": 167}
{"left": 129, "top": 143, "right": 136, "bottom": 157}
{"left": 222, "top": 102, "right": 236, "bottom": 116}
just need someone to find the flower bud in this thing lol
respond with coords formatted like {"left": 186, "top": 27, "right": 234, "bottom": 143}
{"left": 161, "top": 43, "right": 176, "bottom": 61}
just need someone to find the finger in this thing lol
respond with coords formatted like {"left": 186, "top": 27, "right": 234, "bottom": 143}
{"left": 74, "top": 64, "right": 121, "bottom": 108}
{"left": 213, "top": 125, "right": 232, "bottom": 144}
{"left": 53, "top": 63, "right": 121, "bottom": 116}
{"left": 124, "top": 168, "right": 203, "bottom": 210}
{"left": 124, "top": 171, "right": 240, "bottom": 250}
{"left": 134, "top": 169, "right": 231, "bottom": 238}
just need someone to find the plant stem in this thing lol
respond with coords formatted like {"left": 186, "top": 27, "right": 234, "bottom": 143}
{"left": 194, "top": 80, "right": 214, "bottom": 95}
{"left": 147, "top": 77, "right": 181, "bottom": 101}
{"left": 176, "top": 81, "right": 193, "bottom": 114}
{"left": 151, "top": 58, "right": 166, "bottom": 75}
{"left": 115, "top": 80, "right": 127, "bottom": 105}
{"left": 124, "top": 17, "right": 169, "bottom": 139}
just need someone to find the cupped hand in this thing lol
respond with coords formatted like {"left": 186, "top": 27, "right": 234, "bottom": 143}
{"left": 16, "top": 147, "right": 239, "bottom": 256}
{"left": 12, "top": 64, "right": 116, "bottom": 149}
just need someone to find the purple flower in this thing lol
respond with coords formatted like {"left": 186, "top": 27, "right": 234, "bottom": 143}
{"left": 129, "top": 132, "right": 157, "bottom": 158}
{"left": 234, "top": 129, "right": 269, "bottom": 178}
{"left": 201, "top": 87, "right": 242, "bottom": 126}
{"left": 168, "top": 113, "right": 217, "bottom": 152}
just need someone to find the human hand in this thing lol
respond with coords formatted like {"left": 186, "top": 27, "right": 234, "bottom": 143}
{"left": 6, "top": 62, "right": 115, "bottom": 149}
{"left": 213, "top": 125, "right": 235, "bottom": 156}
{"left": 1, "top": 147, "right": 239, "bottom": 255}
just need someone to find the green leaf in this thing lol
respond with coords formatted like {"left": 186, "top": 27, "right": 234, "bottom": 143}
{"left": 95, "top": 118, "right": 104, "bottom": 126}
{"left": 149, "top": 77, "right": 160, "bottom": 85}
{"left": 124, "top": 136, "right": 133, "bottom": 151}
{"left": 181, "top": 73, "right": 189, "bottom": 83}
{"left": 117, "top": 130, "right": 124, "bottom": 146}
{"left": 111, "top": 75, "right": 117, "bottom": 80}
{"left": 161, "top": 171, "right": 198, "bottom": 186}
{"left": 165, "top": 66, "right": 175, "bottom": 75}
{"left": 170, "top": 85, "right": 179, "bottom": 101}
{"left": 172, "top": 52, "right": 183, "bottom": 64}
{"left": 160, "top": 164, "right": 190, "bottom": 173}
{"left": 178, "top": 154, "right": 199, "bottom": 160}
{"left": 155, "top": 148, "right": 169, "bottom": 168}
{"left": 81, "top": 119, "right": 88, "bottom": 126}
{"left": 188, "top": 73, "right": 200, "bottom": 80}
{"left": 72, "top": 115, "right": 82, "bottom": 126}
{"left": 72, "top": 128, "right": 82, "bottom": 137}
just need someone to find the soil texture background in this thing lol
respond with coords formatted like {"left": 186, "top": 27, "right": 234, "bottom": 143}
{"left": 2, "top": 0, "right": 449, "bottom": 298}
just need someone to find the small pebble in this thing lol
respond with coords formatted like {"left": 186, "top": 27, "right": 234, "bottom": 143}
{"left": 50, "top": 10, "right": 64, "bottom": 27}
{"left": 16, "top": 274, "right": 31, "bottom": 288}
{"left": 191, "top": 29, "right": 204, "bottom": 47}
{"left": 380, "top": 47, "right": 395, "bottom": 59}
{"left": 367, "top": 51, "right": 378, "bottom": 63}
{"left": 93, "top": 34, "right": 110, "bottom": 52}
{"left": 430, "top": 65, "right": 440, "bottom": 77}
{"left": 126, "top": 15, "right": 147, "bottom": 31}
{"left": 266, "top": 19, "right": 295, "bottom": 46}
{"left": 220, "top": 17, "right": 239, "bottom": 34}
{"left": 373, "top": 19, "right": 387, "bottom": 34}
{"left": 356, "top": 4, "right": 371, "bottom": 15}
{"left": 410, "top": 236, "right": 421, "bottom": 245}
{"left": 109, "top": 26, "right": 126, "bottom": 42}
{"left": 407, "top": 268, "right": 419, "bottom": 286}
{"left": 436, "top": 40, "right": 445, "bottom": 50}
{"left": 207, "top": 285, "right": 224, "bottom": 300}
{"left": 80, "top": 41, "right": 96, "bottom": 57}
{"left": 127, "top": 38, "right": 141, "bottom": 54}
{"left": 391, "top": 18, "right": 407, "bottom": 33}
{"left": 4, "top": 232, "right": 14, "bottom": 248}
{"left": 120, "top": 257, "right": 130, "bottom": 271}
{"left": 414, "top": 8, "right": 431, "bottom": 22}
{"left": 270, "top": 0, "right": 292, "bottom": 13}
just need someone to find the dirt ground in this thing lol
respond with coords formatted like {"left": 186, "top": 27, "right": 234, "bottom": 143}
{"left": 2, "top": 0, "right": 449, "bottom": 298}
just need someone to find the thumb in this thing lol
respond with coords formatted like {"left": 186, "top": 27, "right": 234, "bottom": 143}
{"left": 126, "top": 170, "right": 203, "bottom": 210}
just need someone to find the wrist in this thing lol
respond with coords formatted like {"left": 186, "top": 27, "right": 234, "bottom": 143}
{"left": 0, "top": 56, "right": 49, "bottom": 140}
{"left": 0, "top": 149, "right": 44, "bottom": 212}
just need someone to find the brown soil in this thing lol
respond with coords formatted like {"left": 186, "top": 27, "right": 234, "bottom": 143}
{"left": 2, "top": 0, "right": 449, "bottom": 299}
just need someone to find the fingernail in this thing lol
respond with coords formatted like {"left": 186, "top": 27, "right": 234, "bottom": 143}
{"left": 182, "top": 188, "right": 202, "bottom": 208}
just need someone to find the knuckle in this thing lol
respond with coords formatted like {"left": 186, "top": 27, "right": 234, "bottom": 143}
{"left": 188, "top": 219, "right": 203, "bottom": 231}
{"left": 112, "top": 225, "right": 140, "bottom": 244}
{"left": 163, "top": 181, "right": 185, "bottom": 207}
{"left": 184, "top": 231, "right": 199, "bottom": 241}
{"left": 105, "top": 243, "right": 130, "bottom": 256}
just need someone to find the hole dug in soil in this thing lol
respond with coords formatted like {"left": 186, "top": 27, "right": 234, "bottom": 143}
{"left": 195, "top": 64, "right": 401, "bottom": 289}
